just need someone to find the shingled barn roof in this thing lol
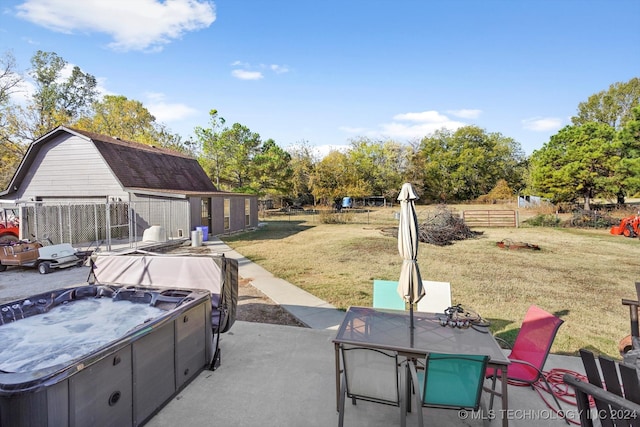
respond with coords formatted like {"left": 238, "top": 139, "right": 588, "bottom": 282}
{"left": 71, "top": 128, "right": 217, "bottom": 193}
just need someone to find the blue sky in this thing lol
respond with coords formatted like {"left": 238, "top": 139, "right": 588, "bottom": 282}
{"left": 1, "top": 0, "right": 639, "bottom": 156}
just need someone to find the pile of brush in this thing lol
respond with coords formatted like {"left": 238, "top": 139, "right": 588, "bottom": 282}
{"left": 417, "top": 205, "right": 482, "bottom": 246}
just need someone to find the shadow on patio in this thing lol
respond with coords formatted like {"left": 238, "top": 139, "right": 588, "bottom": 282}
{"left": 147, "top": 321, "right": 586, "bottom": 427}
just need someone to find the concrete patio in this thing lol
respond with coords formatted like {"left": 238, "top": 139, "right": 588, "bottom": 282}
{"left": 146, "top": 321, "right": 585, "bottom": 426}
{"left": 145, "top": 238, "right": 587, "bottom": 427}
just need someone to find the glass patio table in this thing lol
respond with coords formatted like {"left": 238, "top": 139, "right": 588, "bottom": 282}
{"left": 333, "top": 306, "right": 511, "bottom": 426}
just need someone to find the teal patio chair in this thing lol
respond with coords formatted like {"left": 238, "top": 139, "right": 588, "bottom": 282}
{"left": 373, "top": 280, "right": 406, "bottom": 310}
{"left": 408, "top": 353, "right": 488, "bottom": 426}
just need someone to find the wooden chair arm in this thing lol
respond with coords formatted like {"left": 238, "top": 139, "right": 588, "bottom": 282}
{"left": 564, "top": 373, "right": 640, "bottom": 427}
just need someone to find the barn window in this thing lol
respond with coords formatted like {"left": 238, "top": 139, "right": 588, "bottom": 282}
{"left": 224, "top": 198, "right": 230, "bottom": 230}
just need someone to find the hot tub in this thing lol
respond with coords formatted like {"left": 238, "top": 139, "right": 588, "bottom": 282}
{"left": 88, "top": 252, "right": 239, "bottom": 369}
{"left": 0, "top": 284, "right": 213, "bottom": 427}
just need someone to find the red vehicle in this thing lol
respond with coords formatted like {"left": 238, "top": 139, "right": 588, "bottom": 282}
{"left": 611, "top": 214, "right": 640, "bottom": 238}
{"left": 0, "top": 208, "right": 19, "bottom": 244}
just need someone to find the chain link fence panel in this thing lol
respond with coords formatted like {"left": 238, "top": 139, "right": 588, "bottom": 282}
{"left": 20, "top": 200, "right": 189, "bottom": 250}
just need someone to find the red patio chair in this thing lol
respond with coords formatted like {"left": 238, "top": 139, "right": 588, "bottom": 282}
{"left": 485, "top": 305, "right": 567, "bottom": 423}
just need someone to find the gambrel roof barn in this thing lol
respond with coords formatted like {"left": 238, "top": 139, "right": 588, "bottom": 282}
{"left": 1, "top": 126, "right": 257, "bottom": 241}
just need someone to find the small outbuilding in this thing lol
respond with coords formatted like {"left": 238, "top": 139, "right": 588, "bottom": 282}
{"left": 0, "top": 126, "right": 258, "bottom": 244}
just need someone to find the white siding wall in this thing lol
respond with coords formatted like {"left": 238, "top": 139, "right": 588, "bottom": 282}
{"left": 17, "top": 134, "right": 127, "bottom": 201}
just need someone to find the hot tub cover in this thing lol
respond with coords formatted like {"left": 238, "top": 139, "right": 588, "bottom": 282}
{"left": 89, "top": 253, "right": 238, "bottom": 333}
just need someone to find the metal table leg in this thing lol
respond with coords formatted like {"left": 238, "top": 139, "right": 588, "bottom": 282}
{"left": 335, "top": 343, "right": 341, "bottom": 412}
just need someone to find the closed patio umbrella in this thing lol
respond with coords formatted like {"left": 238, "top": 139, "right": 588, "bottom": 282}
{"left": 396, "top": 182, "right": 425, "bottom": 330}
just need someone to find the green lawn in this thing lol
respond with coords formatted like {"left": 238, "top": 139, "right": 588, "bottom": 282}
{"left": 222, "top": 207, "right": 639, "bottom": 358}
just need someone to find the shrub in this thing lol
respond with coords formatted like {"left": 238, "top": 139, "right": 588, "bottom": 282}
{"left": 318, "top": 210, "right": 354, "bottom": 224}
{"left": 524, "top": 214, "right": 561, "bottom": 227}
{"left": 475, "top": 179, "right": 514, "bottom": 204}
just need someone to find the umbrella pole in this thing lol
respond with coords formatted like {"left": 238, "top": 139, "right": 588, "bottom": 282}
{"left": 410, "top": 304, "right": 414, "bottom": 329}
{"left": 410, "top": 304, "right": 415, "bottom": 347}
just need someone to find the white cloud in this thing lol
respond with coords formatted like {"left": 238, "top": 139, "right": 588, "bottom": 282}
{"left": 94, "top": 77, "right": 111, "bottom": 97}
{"left": 230, "top": 62, "right": 289, "bottom": 80}
{"left": 231, "top": 69, "right": 264, "bottom": 80}
{"left": 393, "top": 110, "right": 450, "bottom": 123}
{"left": 379, "top": 119, "right": 466, "bottom": 139}
{"left": 144, "top": 92, "right": 197, "bottom": 122}
{"left": 380, "top": 110, "right": 467, "bottom": 139}
{"left": 270, "top": 64, "right": 289, "bottom": 74}
{"left": 57, "top": 63, "right": 73, "bottom": 79}
{"left": 447, "top": 109, "right": 482, "bottom": 119}
{"left": 22, "top": 36, "right": 39, "bottom": 45}
{"left": 8, "top": 79, "right": 33, "bottom": 105}
{"left": 15, "top": 0, "right": 216, "bottom": 52}
{"left": 521, "top": 117, "right": 563, "bottom": 131}
{"left": 9, "top": 62, "right": 110, "bottom": 104}
{"left": 349, "top": 110, "right": 468, "bottom": 140}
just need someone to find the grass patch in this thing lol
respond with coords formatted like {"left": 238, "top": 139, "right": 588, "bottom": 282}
{"left": 225, "top": 207, "right": 639, "bottom": 358}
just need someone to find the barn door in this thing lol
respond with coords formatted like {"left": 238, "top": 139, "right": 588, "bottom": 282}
{"left": 201, "top": 198, "right": 212, "bottom": 230}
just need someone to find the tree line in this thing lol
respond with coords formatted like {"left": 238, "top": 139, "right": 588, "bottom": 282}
{"left": 1, "top": 50, "right": 638, "bottom": 209}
